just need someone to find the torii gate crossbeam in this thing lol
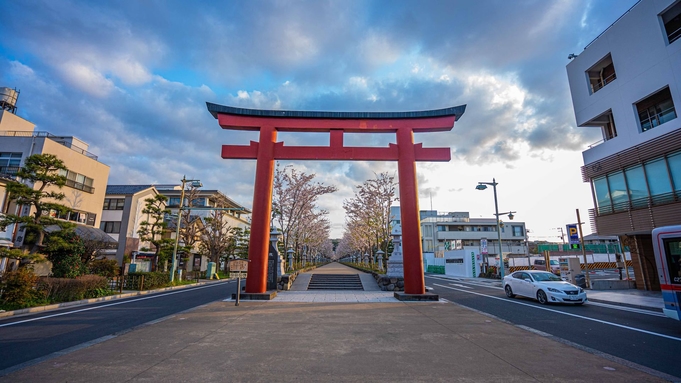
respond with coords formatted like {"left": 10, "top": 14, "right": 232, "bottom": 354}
{"left": 208, "top": 103, "right": 466, "bottom": 296}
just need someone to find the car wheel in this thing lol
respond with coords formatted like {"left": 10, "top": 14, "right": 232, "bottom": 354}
{"left": 504, "top": 285, "right": 515, "bottom": 298}
{"left": 536, "top": 290, "right": 548, "bottom": 305}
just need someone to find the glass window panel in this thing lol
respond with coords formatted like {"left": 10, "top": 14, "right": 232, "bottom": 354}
{"left": 608, "top": 171, "right": 628, "bottom": 209}
{"left": 593, "top": 176, "right": 611, "bottom": 213}
{"left": 116, "top": 199, "right": 125, "bottom": 210}
{"left": 645, "top": 159, "right": 672, "bottom": 196}
{"left": 668, "top": 152, "right": 681, "bottom": 192}
{"left": 625, "top": 165, "right": 649, "bottom": 207}
{"left": 103, "top": 198, "right": 110, "bottom": 210}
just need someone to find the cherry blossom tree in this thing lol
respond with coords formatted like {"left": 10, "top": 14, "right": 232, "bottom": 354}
{"left": 272, "top": 164, "right": 336, "bottom": 262}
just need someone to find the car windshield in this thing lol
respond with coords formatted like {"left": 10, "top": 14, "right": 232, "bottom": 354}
{"left": 532, "top": 272, "right": 562, "bottom": 282}
{"left": 549, "top": 260, "right": 559, "bottom": 265}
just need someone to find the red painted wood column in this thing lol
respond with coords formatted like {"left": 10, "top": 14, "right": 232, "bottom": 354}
{"left": 246, "top": 125, "right": 277, "bottom": 293}
{"left": 396, "top": 127, "right": 425, "bottom": 294}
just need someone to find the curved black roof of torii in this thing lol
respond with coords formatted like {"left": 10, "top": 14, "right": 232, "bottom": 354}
{"left": 206, "top": 102, "right": 466, "bottom": 121}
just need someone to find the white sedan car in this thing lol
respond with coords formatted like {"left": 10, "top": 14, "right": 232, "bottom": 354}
{"left": 503, "top": 270, "right": 587, "bottom": 305}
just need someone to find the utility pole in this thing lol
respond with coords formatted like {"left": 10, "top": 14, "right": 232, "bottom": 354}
{"left": 575, "top": 209, "right": 591, "bottom": 289}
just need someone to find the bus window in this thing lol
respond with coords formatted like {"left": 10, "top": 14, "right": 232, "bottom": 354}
{"left": 665, "top": 239, "right": 681, "bottom": 284}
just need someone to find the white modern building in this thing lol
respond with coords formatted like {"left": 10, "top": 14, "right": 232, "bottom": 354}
{"left": 566, "top": 0, "right": 681, "bottom": 290}
{"left": 420, "top": 211, "right": 527, "bottom": 270}
{"left": 390, "top": 207, "right": 528, "bottom": 273}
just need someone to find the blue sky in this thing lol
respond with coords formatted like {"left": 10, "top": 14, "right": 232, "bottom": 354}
{"left": 0, "top": 0, "right": 640, "bottom": 240}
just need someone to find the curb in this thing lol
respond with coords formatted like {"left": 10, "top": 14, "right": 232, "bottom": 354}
{"left": 587, "top": 298, "right": 663, "bottom": 312}
{"left": 0, "top": 278, "right": 234, "bottom": 319}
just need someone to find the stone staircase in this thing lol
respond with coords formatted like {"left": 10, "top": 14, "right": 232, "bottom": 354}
{"left": 307, "top": 274, "right": 364, "bottom": 290}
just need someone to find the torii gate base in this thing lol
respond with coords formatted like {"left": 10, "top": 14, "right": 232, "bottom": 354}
{"left": 208, "top": 103, "right": 466, "bottom": 300}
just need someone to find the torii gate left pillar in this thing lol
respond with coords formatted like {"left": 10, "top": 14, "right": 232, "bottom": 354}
{"left": 207, "top": 103, "right": 466, "bottom": 298}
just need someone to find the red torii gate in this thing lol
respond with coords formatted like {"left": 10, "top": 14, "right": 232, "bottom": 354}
{"left": 207, "top": 103, "right": 466, "bottom": 296}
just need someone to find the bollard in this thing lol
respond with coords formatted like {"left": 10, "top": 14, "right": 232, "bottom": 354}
{"left": 140, "top": 275, "right": 145, "bottom": 291}
{"left": 235, "top": 276, "right": 241, "bottom": 306}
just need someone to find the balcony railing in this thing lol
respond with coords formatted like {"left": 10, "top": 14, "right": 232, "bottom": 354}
{"left": 640, "top": 106, "right": 677, "bottom": 132}
{"left": 669, "top": 25, "right": 681, "bottom": 44}
{"left": 65, "top": 179, "right": 95, "bottom": 194}
{"left": 0, "top": 166, "right": 19, "bottom": 176}
{"left": 0, "top": 131, "right": 99, "bottom": 161}
{"left": 595, "top": 191, "right": 681, "bottom": 215}
{"left": 591, "top": 72, "right": 617, "bottom": 93}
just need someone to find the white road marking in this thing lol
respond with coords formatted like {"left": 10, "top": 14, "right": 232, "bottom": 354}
{"left": 449, "top": 283, "right": 473, "bottom": 289}
{"left": 0, "top": 281, "right": 233, "bottom": 328}
{"left": 432, "top": 283, "right": 681, "bottom": 342}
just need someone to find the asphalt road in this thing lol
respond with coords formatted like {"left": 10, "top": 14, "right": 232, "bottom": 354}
{"left": 425, "top": 275, "right": 681, "bottom": 380}
{"left": 0, "top": 280, "right": 238, "bottom": 375}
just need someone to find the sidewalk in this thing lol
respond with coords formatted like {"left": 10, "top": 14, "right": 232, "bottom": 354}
{"left": 426, "top": 273, "right": 664, "bottom": 312}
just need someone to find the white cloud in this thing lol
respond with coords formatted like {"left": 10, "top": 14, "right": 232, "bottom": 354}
{"left": 56, "top": 61, "right": 116, "bottom": 98}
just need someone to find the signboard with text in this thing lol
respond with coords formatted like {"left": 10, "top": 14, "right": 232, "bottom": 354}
{"left": 229, "top": 259, "right": 249, "bottom": 272}
{"left": 566, "top": 224, "right": 579, "bottom": 244}
{"left": 480, "top": 238, "right": 488, "bottom": 255}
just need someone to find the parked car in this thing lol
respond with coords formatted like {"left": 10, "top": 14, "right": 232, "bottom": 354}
{"left": 533, "top": 259, "right": 560, "bottom": 274}
{"left": 503, "top": 270, "right": 587, "bottom": 305}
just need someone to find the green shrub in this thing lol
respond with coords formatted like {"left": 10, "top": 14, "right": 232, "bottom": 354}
{"left": 37, "top": 275, "right": 109, "bottom": 303}
{"left": 0, "top": 268, "right": 46, "bottom": 309}
{"left": 46, "top": 231, "right": 86, "bottom": 278}
{"left": 88, "top": 259, "right": 119, "bottom": 277}
{"left": 127, "top": 271, "right": 170, "bottom": 290}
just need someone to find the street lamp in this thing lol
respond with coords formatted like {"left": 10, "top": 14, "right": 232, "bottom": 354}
{"left": 476, "top": 178, "right": 515, "bottom": 279}
{"left": 170, "top": 176, "right": 202, "bottom": 282}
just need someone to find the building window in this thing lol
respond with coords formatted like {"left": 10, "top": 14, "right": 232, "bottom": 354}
{"left": 58, "top": 169, "right": 95, "bottom": 193}
{"left": 593, "top": 176, "right": 611, "bottom": 214}
{"left": 586, "top": 54, "right": 616, "bottom": 94}
{"left": 636, "top": 87, "right": 677, "bottom": 132}
{"left": 423, "top": 225, "right": 433, "bottom": 238}
{"left": 512, "top": 225, "right": 524, "bottom": 237}
{"left": 668, "top": 151, "right": 681, "bottom": 191}
{"left": 607, "top": 171, "right": 628, "bottom": 211}
{"left": 624, "top": 165, "right": 649, "bottom": 208}
{"left": 645, "top": 158, "right": 673, "bottom": 198}
{"left": 662, "top": 1, "right": 681, "bottom": 44}
{"left": 100, "top": 221, "right": 121, "bottom": 234}
{"left": 103, "top": 198, "right": 125, "bottom": 210}
{"left": 191, "top": 197, "right": 206, "bottom": 206}
{"left": 168, "top": 197, "right": 181, "bottom": 206}
{"left": 0, "top": 152, "right": 21, "bottom": 175}
{"left": 592, "top": 150, "right": 681, "bottom": 215}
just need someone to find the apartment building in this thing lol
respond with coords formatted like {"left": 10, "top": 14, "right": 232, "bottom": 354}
{"left": 566, "top": 0, "right": 681, "bottom": 290}
{"left": 0, "top": 106, "right": 110, "bottom": 248}
{"left": 101, "top": 185, "right": 161, "bottom": 265}
{"left": 390, "top": 207, "right": 527, "bottom": 269}
{"left": 156, "top": 185, "right": 251, "bottom": 271}
{"left": 420, "top": 211, "right": 527, "bottom": 266}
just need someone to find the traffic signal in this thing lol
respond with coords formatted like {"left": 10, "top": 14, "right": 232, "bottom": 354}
{"left": 569, "top": 243, "right": 580, "bottom": 250}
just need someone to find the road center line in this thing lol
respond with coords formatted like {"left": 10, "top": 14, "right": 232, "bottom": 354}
{"left": 432, "top": 283, "right": 681, "bottom": 342}
{"left": 0, "top": 281, "right": 233, "bottom": 328}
